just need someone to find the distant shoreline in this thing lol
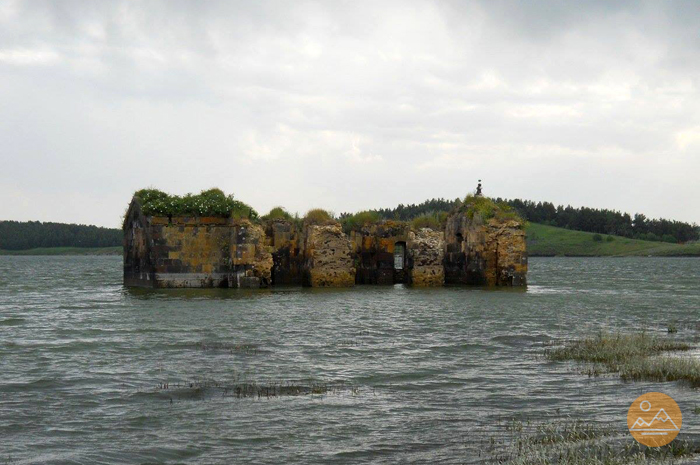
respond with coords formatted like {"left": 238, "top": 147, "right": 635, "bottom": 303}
{"left": 0, "top": 247, "right": 121, "bottom": 256}
{"left": 2, "top": 223, "right": 700, "bottom": 257}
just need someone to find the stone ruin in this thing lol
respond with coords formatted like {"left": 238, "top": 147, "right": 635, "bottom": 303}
{"left": 123, "top": 197, "right": 527, "bottom": 288}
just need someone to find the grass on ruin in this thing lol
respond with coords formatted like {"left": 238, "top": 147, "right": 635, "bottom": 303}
{"left": 261, "top": 206, "right": 294, "bottom": 221}
{"left": 304, "top": 208, "right": 336, "bottom": 225}
{"left": 340, "top": 210, "right": 381, "bottom": 232}
{"left": 546, "top": 331, "right": 700, "bottom": 386}
{"left": 410, "top": 211, "right": 447, "bottom": 230}
{"left": 134, "top": 188, "right": 258, "bottom": 220}
{"left": 482, "top": 417, "right": 700, "bottom": 464}
{"left": 461, "top": 194, "right": 523, "bottom": 223}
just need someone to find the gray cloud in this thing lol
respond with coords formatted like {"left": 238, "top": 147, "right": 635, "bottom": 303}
{"left": 1, "top": 0, "right": 699, "bottom": 227}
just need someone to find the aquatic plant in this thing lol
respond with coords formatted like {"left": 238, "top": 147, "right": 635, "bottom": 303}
{"left": 155, "top": 377, "right": 357, "bottom": 399}
{"left": 618, "top": 355, "right": 700, "bottom": 385}
{"left": 546, "top": 331, "right": 699, "bottom": 386}
{"left": 482, "top": 417, "right": 699, "bottom": 464}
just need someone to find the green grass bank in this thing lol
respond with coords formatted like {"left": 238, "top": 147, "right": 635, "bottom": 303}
{"left": 526, "top": 223, "right": 700, "bottom": 257}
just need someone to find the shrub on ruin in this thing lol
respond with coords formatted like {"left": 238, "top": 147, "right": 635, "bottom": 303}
{"left": 461, "top": 194, "right": 523, "bottom": 224}
{"left": 411, "top": 213, "right": 442, "bottom": 230}
{"left": 304, "top": 209, "right": 335, "bottom": 225}
{"left": 341, "top": 211, "right": 381, "bottom": 232}
{"left": 134, "top": 188, "right": 258, "bottom": 220}
{"left": 262, "top": 206, "right": 293, "bottom": 221}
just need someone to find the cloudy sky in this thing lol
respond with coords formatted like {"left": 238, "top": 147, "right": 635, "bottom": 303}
{"left": 1, "top": 0, "right": 699, "bottom": 228}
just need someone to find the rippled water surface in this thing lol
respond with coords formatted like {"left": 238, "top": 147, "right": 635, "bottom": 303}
{"left": 1, "top": 257, "right": 699, "bottom": 464}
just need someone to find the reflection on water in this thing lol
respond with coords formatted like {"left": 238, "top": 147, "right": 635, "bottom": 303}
{"left": 0, "top": 256, "right": 698, "bottom": 464}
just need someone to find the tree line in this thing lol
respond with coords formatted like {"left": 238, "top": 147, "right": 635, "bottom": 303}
{"left": 496, "top": 199, "right": 699, "bottom": 243}
{"left": 369, "top": 197, "right": 699, "bottom": 244}
{"left": 0, "top": 221, "right": 122, "bottom": 250}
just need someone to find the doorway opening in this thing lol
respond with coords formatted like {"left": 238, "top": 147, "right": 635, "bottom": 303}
{"left": 394, "top": 242, "right": 406, "bottom": 270}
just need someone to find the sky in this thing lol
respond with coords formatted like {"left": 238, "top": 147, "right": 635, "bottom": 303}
{"left": 1, "top": 0, "right": 699, "bottom": 228}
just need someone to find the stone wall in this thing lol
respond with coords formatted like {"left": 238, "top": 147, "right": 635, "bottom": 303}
{"left": 123, "top": 201, "right": 155, "bottom": 286}
{"left": 349, "top": 221, "right": 410, "bottom": 284}
{"left": 263, "top": 219, "right": 303, "bottom": 285}
{"left": 302, "top": 223, "right": 356, "bottom": 287}
{"left": 406, "top": 228, "right": 445, "bottom": 286}
{"left": 444, "top": 212, "right": 527, "bottom": 286}
{"left": 124, "top": 198, "right": 527, "bottom": 288}
{"left": 231, "top": 219, "right": 273, "bottom": 288}
{"left": 123, "top": 200, "right": 272, "bottom": 288}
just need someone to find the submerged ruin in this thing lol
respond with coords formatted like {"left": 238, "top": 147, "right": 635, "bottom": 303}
{"left": 123, "top": 191, "right": 527, "bottom": 288}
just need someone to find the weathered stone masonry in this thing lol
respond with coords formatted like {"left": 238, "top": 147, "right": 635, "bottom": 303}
{"left": 124, "top": 198, "right": 527, "bottom": 288}
{"left": 124, "top": 199, "right": 272, "bottom": 288}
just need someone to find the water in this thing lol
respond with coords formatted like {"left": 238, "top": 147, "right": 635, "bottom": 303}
{"left": 1, "top": 256, "right": 699, "bottom": 464}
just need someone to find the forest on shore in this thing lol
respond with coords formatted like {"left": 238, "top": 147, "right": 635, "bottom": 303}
{"left": 0, "top": 221, "right": 122, "bottom": 250}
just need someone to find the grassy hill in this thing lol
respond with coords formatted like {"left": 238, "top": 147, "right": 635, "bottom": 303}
{"left": 0, "top": 246, "right": 121, "bottom": 256}
{"left": 526, "top": 223, "right": 700, "bottom": 257}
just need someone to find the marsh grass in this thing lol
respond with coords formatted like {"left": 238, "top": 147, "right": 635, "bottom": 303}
{"left": 195, "top": 341, "right": 261, "bottom": 355}
{"left": 619, "top": 355, "right": 700, "bottom": 384}
{"left": 482, "top": 418, "right": 699, "bottom": 464}
{"left": 546, "top": 332, "right": 700, "bottom": 386}
{"left": 155, "top": 377, "right": 358, "bottom": 399}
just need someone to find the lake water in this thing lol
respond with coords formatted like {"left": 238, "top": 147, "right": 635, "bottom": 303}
{"left": 1, "top": 256, "right": 699, "bottom": 464}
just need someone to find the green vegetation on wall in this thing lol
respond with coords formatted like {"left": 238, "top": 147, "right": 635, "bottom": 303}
{"left": 410, "top": 212, "right": 447, "bottom": 230}
{"left": 304, "top": 209, "right": 335, "bottom": 225}
{"left": 261, "top": 206, "right": 294, "bottom": 221}
{"left": 460, "top": 195, "right": 523, "bottom": 223}
{"left": 340, "top": 211, "right": 381, "bottom": 232}
{"left": 134, "top": 188, "right": 258, "bottom": 220}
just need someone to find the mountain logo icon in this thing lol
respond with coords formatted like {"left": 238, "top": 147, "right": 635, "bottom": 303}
{"left": 627, "top": 392, "right": 682, "bottom": 447}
